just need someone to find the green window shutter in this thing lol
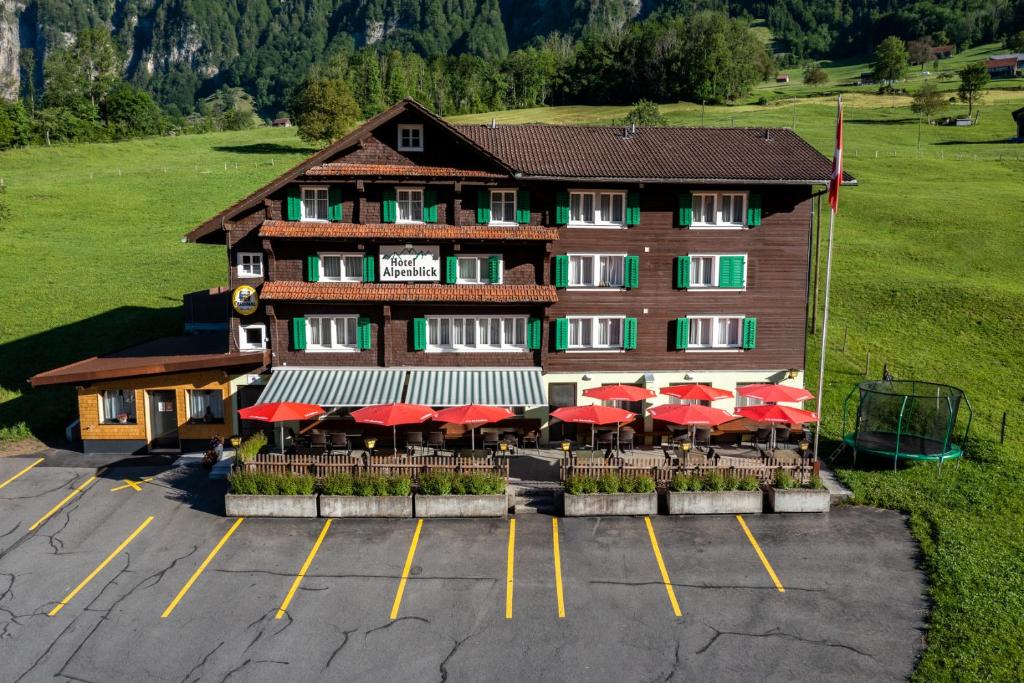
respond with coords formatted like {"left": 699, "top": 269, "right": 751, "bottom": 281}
{"left": 292, "top": 317, "right": 307, "bottom": 351}
{"left": 554, "top": 318, "right": 569, "bottom": 351}
{"left": 286, "top": 186, "right": 301, "bottom": 221}
{"left": 328, "top": 185, "right": 343, "bottom": 222}
{"left": 381, "top": 187, "right": 397, "bottom": 223}
{"left": 747, "top": 193, "right": 762, "bottom": 226}
{"left": 623, "top": 317, "right": 638, "bottom": 350}
{"left": 362, "top": 254, "right": 376, "bottom": 283}
{"left": 412, "top": 318, "right": 427, "bottom": 351}
{"left": 742, "top": 317, "right": 758, "bottom": 349}
{"left": 675, "top": 318, "right": 690, "bottom": 350}
{"left": 488, "top": 255, "right": 501, "bottom": 284}
{"left": 422, "top": 188, "right": 437, "bottom": 223}
{"left": 357, "top": 317, "right": 372, "bottom": 350}
{"left": 676, "top": 256, "right": 690, "bottom": 290}
{"left": 718, "top": 255, "right": 745, "bottom": 288}
{"left": 678, "top": 192, "right": 693, "bottom": 227}
{"left": 445, "top": 255, "right": 458, "bottom": 284}
{"left": 553, "top": 255, "right": 569, "bottom": 289}
{"left": 476, "top": 190, "right": 491, "bottom": 224}
{"left": 527, "top": 318, "right": 542, "bottom": 350}
{"left": 624, "top": 255, "right": 640, "bottom": 289}
{"left": 516, "top": 189, "right": 531, "bottom": 224}
{"left": 555, "top": 191, "right": 570, "bottom": 225}
{"left": 626, "top": 190, "right": 640, "bottom": 226}
{"left": 305, "top": 255, "right": 320, "bottom": 282}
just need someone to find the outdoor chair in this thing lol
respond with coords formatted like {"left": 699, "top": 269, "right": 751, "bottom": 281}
{"left": 502, "top": 432, "right": 519, "bottom": 453}
{"left": 309, "top": 433, "right": 327, "bottom": 449}
{"left": 521, "top": 430, "right": 541, "bottom": 455}
{"left": 753, "top": 427, "right": 772, "bottom": 450}
{"left": 774, "top": 426, "right": 792, "bottom": 448}
{"left": 596, "top": 431, "right": 615, "bottom": 458}
{"left": 618, "top": 428, "right": 635, "bottom": 454}
{"left": 328, "top": 432, "right": 351, "bottom": 456}
{"left": 427, "top": 431, "right": 446, "bottom": 455}
{"left": 483, "top": 434, "right": 500, "bottom": 457}
{"left": 406, "top": 431, "right": 424, "bottom": 456}
{"left": 694, "top": 427, "right": 712, "bottom": 452}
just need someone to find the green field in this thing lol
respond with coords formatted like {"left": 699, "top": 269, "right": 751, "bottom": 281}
{"left": 2, "top": 88, "right": 1024, "bottom": 678}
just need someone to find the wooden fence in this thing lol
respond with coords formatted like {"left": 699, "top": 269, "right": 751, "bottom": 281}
{"left": 246, "top": 453, "right": 509, "bottom": 479}
{"left": 560, "top": 454, "right": 815, "bottom": 486}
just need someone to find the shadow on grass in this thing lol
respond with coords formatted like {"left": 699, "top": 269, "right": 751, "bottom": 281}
{"left": 934, "top": 138, "right": 1023, "bottom": 145}
{"left": 845, "top": 117, "right": 920, "bottom": 125}
{"left": 212, "top": 142, "right": 317, "bottom": 155}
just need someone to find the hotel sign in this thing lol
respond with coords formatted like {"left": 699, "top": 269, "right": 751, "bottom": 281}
{"left": 379, "top": 245, "right": 440, "bottom": 282}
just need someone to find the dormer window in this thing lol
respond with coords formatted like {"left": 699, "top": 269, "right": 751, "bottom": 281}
{"left": 398, "top": 124, "right": 424, "bottom": 151}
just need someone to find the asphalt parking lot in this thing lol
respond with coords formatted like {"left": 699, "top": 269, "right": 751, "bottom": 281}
{"left": 0, "top": 455, "right": 927, "bottom": 682}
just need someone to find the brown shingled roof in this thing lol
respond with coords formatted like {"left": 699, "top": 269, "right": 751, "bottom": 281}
{"left": 260, "top": 282, "right": 558, "bottom": 304}
{"left": 258, "top": 220, "right": 558, "bottom": 241}
{"left": 305, "top": 163, "right": 507, "bottom": 179}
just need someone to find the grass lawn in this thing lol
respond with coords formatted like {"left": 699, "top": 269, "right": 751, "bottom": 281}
{"left": 2, "top": 91, "right": 1024, "bottom": 678}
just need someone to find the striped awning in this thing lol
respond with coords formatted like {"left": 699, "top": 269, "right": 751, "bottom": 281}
{"left": 406, "top": 369, "right": 545, "bottom": 407}
{"left": 256, "top": 369, "right": 405, "bottom": 408}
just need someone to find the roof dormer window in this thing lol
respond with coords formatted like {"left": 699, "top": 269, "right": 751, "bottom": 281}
{"left": 398, "top": 124, "right": 424, "bottom": 152}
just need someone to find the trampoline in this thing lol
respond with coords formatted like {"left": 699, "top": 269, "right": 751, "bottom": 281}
{"left": 842, "top": 380, "right": 972, "bottom": 469}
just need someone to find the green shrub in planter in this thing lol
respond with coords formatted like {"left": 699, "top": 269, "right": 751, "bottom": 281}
{"left": 450, "top": 474, "right": 469, "bottom": 495}
{"left": 229, "top": 471, "right": 314, "bottom": 495}
{"left": 736, "top": 475, "right": 760, "bottom": 491}
{"left": 622, "top": 475, "right": 655, "bottom": 493}
{"left": 419, "top": 471, "right": 505, "bottom": 495}
{"left": 701, "top": 470, "right": 728, "bottom": 492}
{"left": 389, "top": 476, "right": 412, "bottom": 496}
{"left": 235, "top": 433, "right": 267, "bottom": 465}
{"left": 228, "top": 471, "right": 259, "bottom": 495}
{"left": 807, "top": 474, "right": 825, "bottom": 490}
{"left": 320, "top": 473, "right": 355, "bottom": 496}
{"left": 278, "top": 473, "right": 315, "bottom": 495}
{"left": 419, "top": 471, "right": 454, "bottom": 495}
{"left": 565, "top": 475, "right": 598, "bottom": 495}
{"left": 773, "top": 469, "right": 797, "bottom": 490}
{"left": 669, "top": 473, "right": 701, "bottom": 492}
{"left": 596, "top": 474, "right": 622, "bottom": 494}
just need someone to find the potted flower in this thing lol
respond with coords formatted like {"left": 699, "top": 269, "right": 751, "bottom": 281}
{"left": 766, "top": 469, "right": 830, "bottom": 513}
{"left": 667, "top": 471, "right": 763, "bottom": 514}
{"left": 414, "top": 471, "right": 508, "bottom": 518}
{"left": 116, "top": 412, "right": 129, "bottom": 424}
{"left": 225, "top": 470, "right": 317, "bottom": 517}
{"left": 319, "top": 473, "right": 413, "bottom": 518}
{"left": 562, "top": 473, "right": 657, "bottom": 517}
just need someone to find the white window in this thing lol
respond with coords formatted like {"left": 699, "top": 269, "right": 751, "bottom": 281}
{"left": 397, "top": 124, "right": 424, "bottom": 151}
{"left": 568, "top": 254, "right": 625, "bottom": 288}
{"left": 239, "top": 323, "right": 267, "bottom": 350}
{"left": 490, "top": 190, "right": 517, "bottom": 225}
{"left": 688, "top": 254, "right": 747, "bottom": 289}
{"left": 397, "top": 188, "right": 424, "bottom": 223}
{"left": 319, "top": 253, "right": 363, "bottom": 282}
{"left": 692, "top": 192, "right": 746, "bottom": 228}
{"left": 687, "top": 316, "right": 743, "bottom": 349}
{"left": 569, "top": 191, "right": 625, "bottom": 227}
{"left": 456, "top": 255, "right": 501, "bottom": 284}
{"left": 101, "top": 389, "right": 136, "bottom": 424}
{"left": 426, "top": 316, "right": 526, "bottom": 352}
{"left": 306, "top": 316, "right": 358, "bottom": 351}
{"left": 568, "top": 316, "right": 624, "bottom": 349}
{"left": 188, "top": 390, "right": 224, "bottom": 423}
{"left": 301, "top": 186, "right": 329, "bottom": 222}
{"left": 236, "top": 252, "right": 263, "bottom": 278}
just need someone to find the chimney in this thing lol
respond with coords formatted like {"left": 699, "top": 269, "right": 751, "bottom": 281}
{"left": 490, "top": 118, "right": 497, "bottom": 129}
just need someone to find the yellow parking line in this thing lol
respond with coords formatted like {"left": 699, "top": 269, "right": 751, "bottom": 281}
{"left": 551, "top": 518, "right": 565, "bottom": 618}
{"left": 505, "top": 518, "right": 516, "bottom": 619}
{"left": 111, "top": 477, "right": 155, "bottom": 492}
{"left": 276, "top": 519, "right": 332, "bottom": 620}
{"left": 49, "top": 516, "right": 154, "bottom": 616}
{"left": 0, "top": 458, "right": 45, "bottom": 491}
{"left": 161, "top": 517, "right": 244, "bottom": 618}
{"left": 644, "top": 516, "right": 682, "bottom": 617}
{"left": 29, "top": 475, "right": 99, "bottom": 531}
{"left": 389, "top": 519, "right": 423, "bottom": 620}
{"left": 736, "top": 515, "right": 785, "bottom": 593}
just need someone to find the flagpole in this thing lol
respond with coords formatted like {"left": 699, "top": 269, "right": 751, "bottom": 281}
{"left": 813, "top": 206, "right": 836, "bottom": 466}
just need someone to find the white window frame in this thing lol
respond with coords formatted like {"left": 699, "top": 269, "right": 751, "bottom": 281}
{"left": 100, "top": 389, "right": 137, "bottom": 424}
{"left": 455, "top": 254, "right": 502, "bottom": 284}
{"left": 489, "top": 189, "right": 517, "bottom": 226}
{"left": 396, "top": 186, "right": 424, "bottom": 224}
{"left": 688, "top": 253, "right": 748, "bottom": 290}
{"left": 187, "top": 389, "right": 225, "bottom": 424}
{"left": 425, "top": 315, "right": 527, "bottom": 353}
{"left": 300, "top": 185, "right": 329, "bottom": 222}
{"left": 567, "top": 253, "right": 626, "bottom": 289}
{"left": 236, "top": 252, "right": 263, "bottom": 278}
{"left": 691, "top": 191, "right": 747, "bottom": 229}
{"left": 397, "top": 124, "right": 424, "bottom": 151}
{"left": 567, "top": 315, "right": 625, "bottom": 351}
{"left": 318, "top": 252, "right": 364, "bottom": 283}
{"left": 685, "top": 315, "right": 744, "bottom": 351}
{"left": 568, "top": 190, "right": 627, "bottom": 228}
{"left": 305, "top": 315, "right": 359, "bottom": 352}
{"left": 239, "top": 323, "right": 267, "bottom": 351}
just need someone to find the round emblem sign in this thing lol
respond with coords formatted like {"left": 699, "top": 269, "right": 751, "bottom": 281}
{"left": 232, "top": 285, "right": 259, "bottom": 316}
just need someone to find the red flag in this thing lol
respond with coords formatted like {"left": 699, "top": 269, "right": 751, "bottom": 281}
{"left": 827, "top": 95, "right": 844, "bottom": 212}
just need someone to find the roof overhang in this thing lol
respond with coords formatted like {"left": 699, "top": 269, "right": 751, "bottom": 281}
{"left": 30, "top": 348, "right": 269, "bottom": 387}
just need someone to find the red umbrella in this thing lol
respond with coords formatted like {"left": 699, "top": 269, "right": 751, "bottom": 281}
{"left": 737, "top": 384, "right": 814, "bottom": 403}
{"left": 238, "top": 402, "right": 326, "bottom": 451}
{"left": 736, "top": 404, "right": 819, "bottom": 449}
{"left": 649, "top": 404, "right": 735, "bottom": 426}
{"left": 659, "top": 385, "right": 733, "bottom": 402}
{"left": 432, "top": 405, "right": 514, "bottom": 454}
{"left": 582, "top": 385, "right": 656, "bottom": 401}
{"left": 551, "top": 405, "right": 636, "bottom": 455}
{"left": 351, "top": 403, "right": 435, "bottom": 455}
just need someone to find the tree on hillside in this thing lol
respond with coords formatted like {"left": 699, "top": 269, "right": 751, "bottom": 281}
{"left": 0, "top": 100, "right": 31, "bottom": 150}
{"left": 101, "top": 83, "right": 166, "bottom": 138}
{"left": 1005, "top": 31, "right": 1024, "bottom": 53}
{"left": 289, "top": 76, "right": 362, "bottom": 146}
{"left": 957, "top": 62, "right": 990, "bottom": 116}
{"left": 618, "top": 100, "right": 667, "bottom": 126}
{"left": 907, "top": 37, "right": 933, "bottom": 67}
{"left": 803, "top": 65, "right": 828, "bottom": 85}
{"left": 872, "top": 36, "right": 909, "bottom": 86}
{"left": 910, "top": 82, "right": 946, "bottom": 123}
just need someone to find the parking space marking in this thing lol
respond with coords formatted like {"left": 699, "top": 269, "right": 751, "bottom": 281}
{"left": 29, "top": 475, "right": 99, "bottom": 531}
{"left": 552, "top": 518, "right": 565, "bottom": 618}
{"left": 111, "top": 477, "right": 155, "bottom": 492}
{"left": 389, "top": 519, "right": 423, "bottom": 620}
{"left": 0, "top": 458, "right": 45, "bottom": 491}
{"left": 644, "top": 516, "right": 682, "bottom": 617}
{"left": 276, "top": 519, "right": 332, "bottom": 620}
{"left": 505, "top": 518, "right": 515, "bottom": 619}
{"left": 161, "top": 517, "right": 245, "bottom": 618}
{"left": 49, "top": 516, "right": 154, "bottom": 616}
{"left": 736, "top": 514, "right": 785, "bottom": 593}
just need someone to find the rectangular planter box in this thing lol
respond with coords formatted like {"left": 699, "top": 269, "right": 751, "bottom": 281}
{"left": 224, "top": 494, "right": 317, "bottom": 518}
{"left": 319, "top": 495, "right": 413, "bottom": 518}
{"left": 666, "top": 490, "right": 763, "bottom": 515}
{"left": 563, "top": 492, "right": 657, "bottom": 517}
{"left": 414, "top": 494, "right": 508, "bottom": 518}
{"left": 767, "top": 487, "right": 831, "bottom": 513}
